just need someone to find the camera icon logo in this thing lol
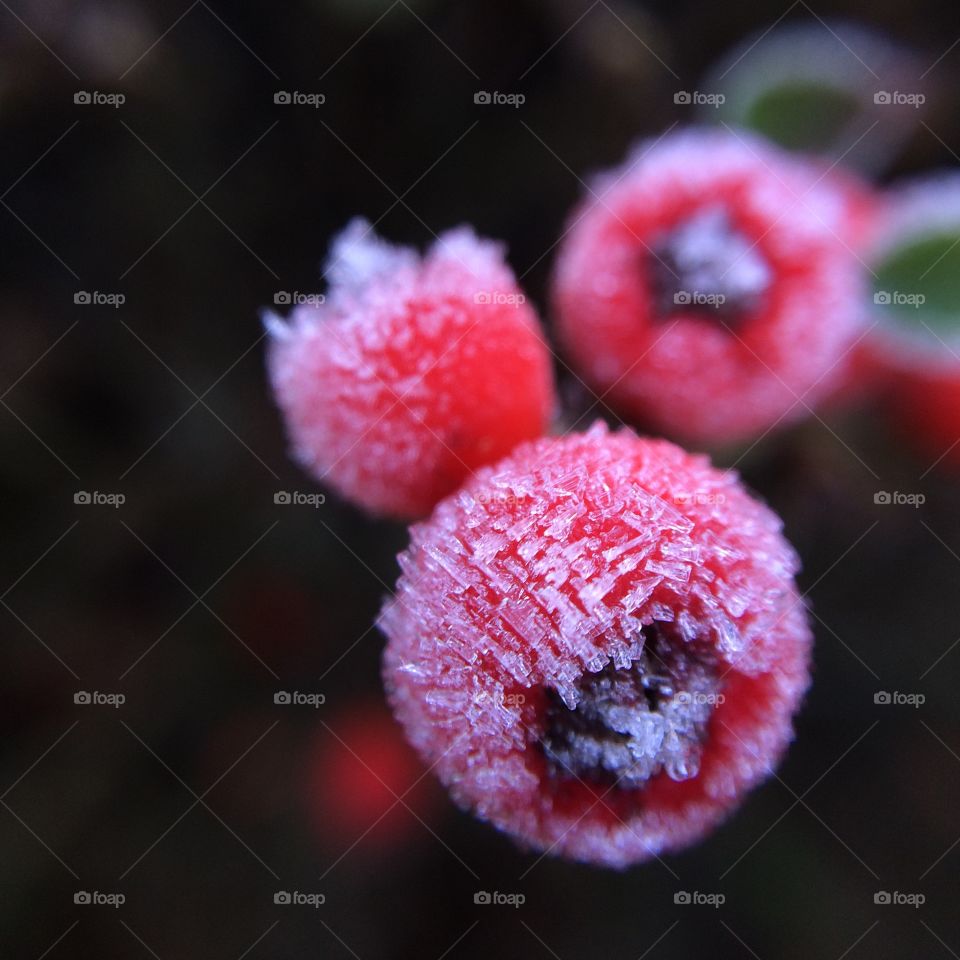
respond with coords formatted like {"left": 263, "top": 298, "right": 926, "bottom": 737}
{"left": 874, "top": 91, "right": 892, "bottom": 104}
{"left": 674, "top": 891, "right": 692, "bottom": 904}
{"left": 74, "top": 92, "right": 91, "bottom": 105}
{"left": 274, "top": 891, "right": 292, "bottom": 904}
{"left": 874, "top": 891, "right": 891, "bottom": 904}
{"left": 673, "top": 291, "right": 692, "bottom": 305}
{"left": 674, "top": 91, "right": 692, "bottom": 104}
{"left": 74, "top": 491, "right": 91, "bottom": 504}
{"left": 474, "top": 891, "right": 491, "bottom": 904}
{"left": 274, "top": 91, "right": 292, "bottom": 104}
{"left": 874, "top": 491, "right": 891, "bottom": 505}
{"left": 274, "top": 291, "right": 292, "bottom": 305}
{"left": 74, "top": 691, "right": 92, "bottom": 704}
{"left": 74, "top": 891, "right": 91, "bottom": 904}
{"left": 274, "top": 491, "right": 291, "bottom": 505}
{"left": 474, "top": 91, "right": 491, "bottom": 105}
{"left": 873, "top": 291, "right": 892, "bottom": 305}
{"left": 874, "top": 691, "right": 892, "bottom": 705}
{"left": 274, "top": 691, "right": 292, "bottom": 705}
{"left": 473, "top": 291, "right": 491, "bottom": 304}
{"left": 74, "top": 291, "right": 91, "bottom": 305}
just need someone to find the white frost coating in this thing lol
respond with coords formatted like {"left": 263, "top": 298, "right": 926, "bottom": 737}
{"left": 260, "top": 308, "right": 292, "bottom": 341}
{"left": 323, "top": 217, "right": 418, "bottom": 295}
{"left": 654, "top": 206, "right": 771, "bottom": 305}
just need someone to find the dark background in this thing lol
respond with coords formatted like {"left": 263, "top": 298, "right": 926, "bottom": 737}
{"left": 3, "top": 1, "right": 960, "bottom": 957}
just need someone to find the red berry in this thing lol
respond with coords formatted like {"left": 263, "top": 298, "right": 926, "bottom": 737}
{"left": 304, "top": 701, "right": 440, "bottom": 854}
{"left": 551, "top": 128, "right": 867, "bottom": 446}
{"left": 266, "top": 220, "right": 556, "bottom": 518}
{"left": 380, "top": 423, "right": 811, "bottom": 867}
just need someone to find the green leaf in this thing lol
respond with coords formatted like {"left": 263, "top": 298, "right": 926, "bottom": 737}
{"left": 744, "top": 83, "right": 861, "bottom": 153}
{"left": 874, "top": 233, "right": 960, "bottom": 335}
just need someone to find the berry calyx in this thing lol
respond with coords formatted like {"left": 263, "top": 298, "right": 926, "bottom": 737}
{"left": 649, "top": 207, "right": 771, "bottom": 327}
{"left": 541, "top": 626, "right": 718, "bottom": 787}
{"left": 551, "top": 128, "right": 869, "bottom": 446}
{"left": 266, "top": 219, "right": 556, "bottom": 519}
{"left": 380, "top": 423, "right": 812, "bottom": 867}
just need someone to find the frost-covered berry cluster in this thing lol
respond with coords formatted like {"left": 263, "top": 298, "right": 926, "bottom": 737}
{"left": 265, "top": 21, "right": 960, "bottom": 867}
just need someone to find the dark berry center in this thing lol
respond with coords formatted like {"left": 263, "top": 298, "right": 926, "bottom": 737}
{"left": 541, "top": 627, "right": 720, "bottom": 789}
{"left": 649, "top": 207, "right": 770, "bottom": 328}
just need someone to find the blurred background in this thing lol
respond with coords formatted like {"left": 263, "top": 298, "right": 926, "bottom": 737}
{"left": 2, "top": 0, "right": 960, "bottom": 957}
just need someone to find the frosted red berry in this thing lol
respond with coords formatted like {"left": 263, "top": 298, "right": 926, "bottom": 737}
{"left": 266, "top": 220, "right": 555, "bottom": 518}
{"left": 380, "top": 423, "right": 812, "bottom": 868}
{"left": 304, "top": 701, "right": 441, "bottom": 854}
{"left": 551, "top": 128, "right": 868, "bottom": 446}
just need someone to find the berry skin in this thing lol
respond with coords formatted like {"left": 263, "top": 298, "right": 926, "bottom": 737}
{"left": 888, "top": 368, "right": 960, "bottom": 469}
{"left": 266, "top": 220, "right": 555, "bottom": 518}
{"left": 380, "top": 422, "right": 811, "bottom": 868}
{"left": 551, "top": 128, "right": 868, "bottom": 446}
